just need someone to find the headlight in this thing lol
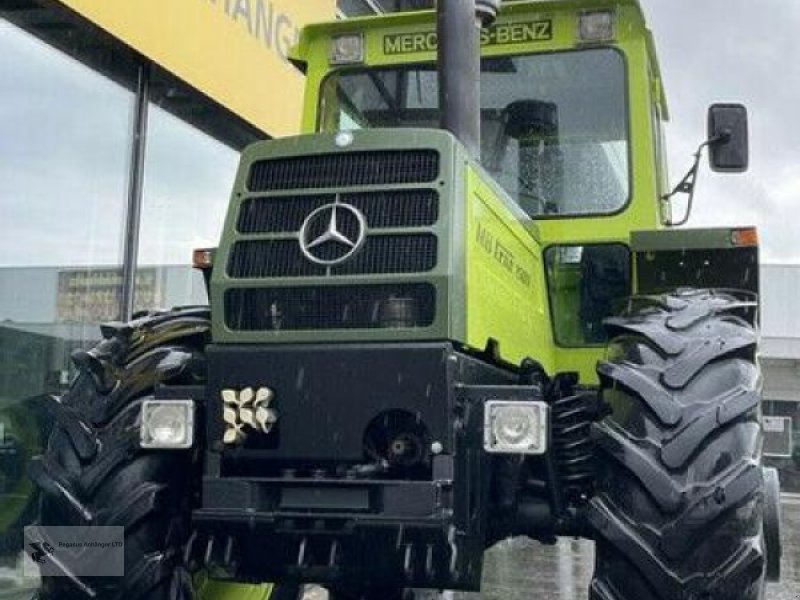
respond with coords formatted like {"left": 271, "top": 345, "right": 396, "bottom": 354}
{"left": 140, "top": 400, "right": 195, "bottom": 449}
{"left": 484, "top": 400, "right": 548, "bottom": 455}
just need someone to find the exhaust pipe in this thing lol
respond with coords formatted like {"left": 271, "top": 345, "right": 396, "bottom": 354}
{"left": 438, "top": 0, "right": 501, "bottom": 160}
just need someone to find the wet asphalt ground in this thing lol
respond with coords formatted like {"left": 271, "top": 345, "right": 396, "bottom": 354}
{"left": 453, "top": 496, "right": 798, "bottom": 600}
{"left": 2, "top": 498, "right": 798, "bottom": 600}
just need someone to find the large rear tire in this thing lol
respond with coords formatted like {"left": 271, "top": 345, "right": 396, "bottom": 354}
{"left": 589, "top": 290, "right": 766, "bottom": 600}
{"left": 30, "top": 308, "right": 211, "bottom": 600}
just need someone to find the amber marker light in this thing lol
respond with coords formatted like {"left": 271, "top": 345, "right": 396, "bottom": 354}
{"left": 731, "top": 228, "right": 759, "bottom": 247}
{"left": 193, "top": 248, "right": 215, "bottom": 269}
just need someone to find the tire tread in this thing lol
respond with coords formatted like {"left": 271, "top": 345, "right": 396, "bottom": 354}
{"left": 590, "top": 290, "right": 765, "bottom": 600}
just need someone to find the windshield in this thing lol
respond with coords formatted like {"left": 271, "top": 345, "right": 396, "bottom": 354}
{"left": 319, "top": 49, "right": 629, "bottom": 217}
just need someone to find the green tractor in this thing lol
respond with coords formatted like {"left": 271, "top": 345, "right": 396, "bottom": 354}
{"left": 30, "top": 1, "right": 781, "bottom": 599}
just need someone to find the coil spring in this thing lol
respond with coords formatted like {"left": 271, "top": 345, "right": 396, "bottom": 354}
{"left": 551, "top": 390, "right": 597, "bottom": 502}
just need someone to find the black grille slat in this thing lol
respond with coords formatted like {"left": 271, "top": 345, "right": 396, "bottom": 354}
{"left": 248, "top": 151, "right": 440, "bottom": 192}
{"left": 228, "top": 235, "right": 437, "bottom": 278}
{"left": 347, "top": 190, "right": 439, "bottom": 229}
{"left": 225, "top": 284, "right": 436, "bottom": 331}
{"left": 237, "top": 190, "right": 439, "bottom": 234}
{"left": 237, "top": 195, "right": 327, "bottom": 234}
{"left": 333, "top": 236, "right": 437, "bottom": 275}
{"left": 228, "top": 241, "right": 323, "bottom": 278}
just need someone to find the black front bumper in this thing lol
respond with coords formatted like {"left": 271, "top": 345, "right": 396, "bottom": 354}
{"left": 195, "top": 475, "right": 471, "bottom": 589}
{"left": 190, "top": 342, "right": 536, "bottom": 590}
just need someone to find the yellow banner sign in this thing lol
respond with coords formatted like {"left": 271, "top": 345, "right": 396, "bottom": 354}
{"left": 57, "top": 0, "right": 335, "bottom": 138}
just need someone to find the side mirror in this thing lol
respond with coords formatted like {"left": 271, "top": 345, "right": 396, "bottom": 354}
{"left": 708, "top": 103, "right": 749, "bottom": 173}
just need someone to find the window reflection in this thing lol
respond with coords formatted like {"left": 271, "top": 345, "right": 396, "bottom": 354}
{"left": 0, "top": 19, "right": 135, "bottom": 585}
{"left": 0, "top": 22, "right": 131, "bottom": 269}
{"left": 136, "top": 105, "right": 239, "bottom": 308}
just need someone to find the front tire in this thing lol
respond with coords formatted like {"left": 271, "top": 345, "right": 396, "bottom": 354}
{"left": 30, "top": 308, "right": 211, "bottom": 600}
{"left": 589, "top": 290, "right": 766, "bottom": 600}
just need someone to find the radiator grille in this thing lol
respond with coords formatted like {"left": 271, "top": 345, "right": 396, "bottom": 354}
{"left": 237, "top": 190, "right": 439, "bottom": 234}
{"left": 226, "top": 148, "right": 443, "bottom": 334}
{"left": 228, "top": 235, "right": 437, "bottom": 278}
{"left": 225, "top": 284, "right": 436, "bottom": 331}
{"left": 247, "top": 150, "right": 440, "bottom": 191}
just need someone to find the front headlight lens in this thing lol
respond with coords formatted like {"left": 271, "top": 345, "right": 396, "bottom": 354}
{"left": 495, "top": 407, "right": 537, "bottom": 446}
{"left": 140, "top": 400, "right": 194, "bottom": 449}
{"left": 485, "top": 400, "right": 548, "bottom": 455}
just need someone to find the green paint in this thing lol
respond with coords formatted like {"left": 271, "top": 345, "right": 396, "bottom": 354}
{"left": 465, "top": 165, "right": 554, "bottom": 370}
{"left": 195, "top": 571, "right": 273, "bottom": 600}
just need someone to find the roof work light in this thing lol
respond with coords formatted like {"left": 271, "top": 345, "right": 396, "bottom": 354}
{"left": 578, "top": 10, "right": 616, "bottom": 43}
{"left": 330, "top": 34, "right": 365, "bottom": 65}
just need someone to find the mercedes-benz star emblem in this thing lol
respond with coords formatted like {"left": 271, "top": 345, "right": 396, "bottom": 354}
{"left": 298, "top": 199, "right": 367, "bottom": 266}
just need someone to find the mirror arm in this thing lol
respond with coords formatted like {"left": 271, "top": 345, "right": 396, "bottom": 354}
{"left": 660, "top": 134, "right": 726, "bottom": 227}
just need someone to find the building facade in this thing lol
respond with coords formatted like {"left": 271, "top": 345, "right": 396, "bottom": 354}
{"left": 0, "top": 0, "right": 334, "bottom": 393}
{"left": 761, "top": 265, "right": 800, "bottom": 492}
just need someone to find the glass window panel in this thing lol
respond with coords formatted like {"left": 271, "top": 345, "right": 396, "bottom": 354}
{"left": 545, "top": 244, "right": 632, "bottom": 346}
{"left": 319, "top": 49, "right": 630, "bottom": 217}
{"left": 0, "top": 24, "right": 131, "bottom": 269}
{"left": 0, "top": 19, "right": 134, "bottom": 582}
{"left": 135, "top": 105, "right": 239, "bottom": 309}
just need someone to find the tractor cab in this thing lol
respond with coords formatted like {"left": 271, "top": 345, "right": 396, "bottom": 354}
{"left": 294, "top": 3, "right": 666, "bottom": 229}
